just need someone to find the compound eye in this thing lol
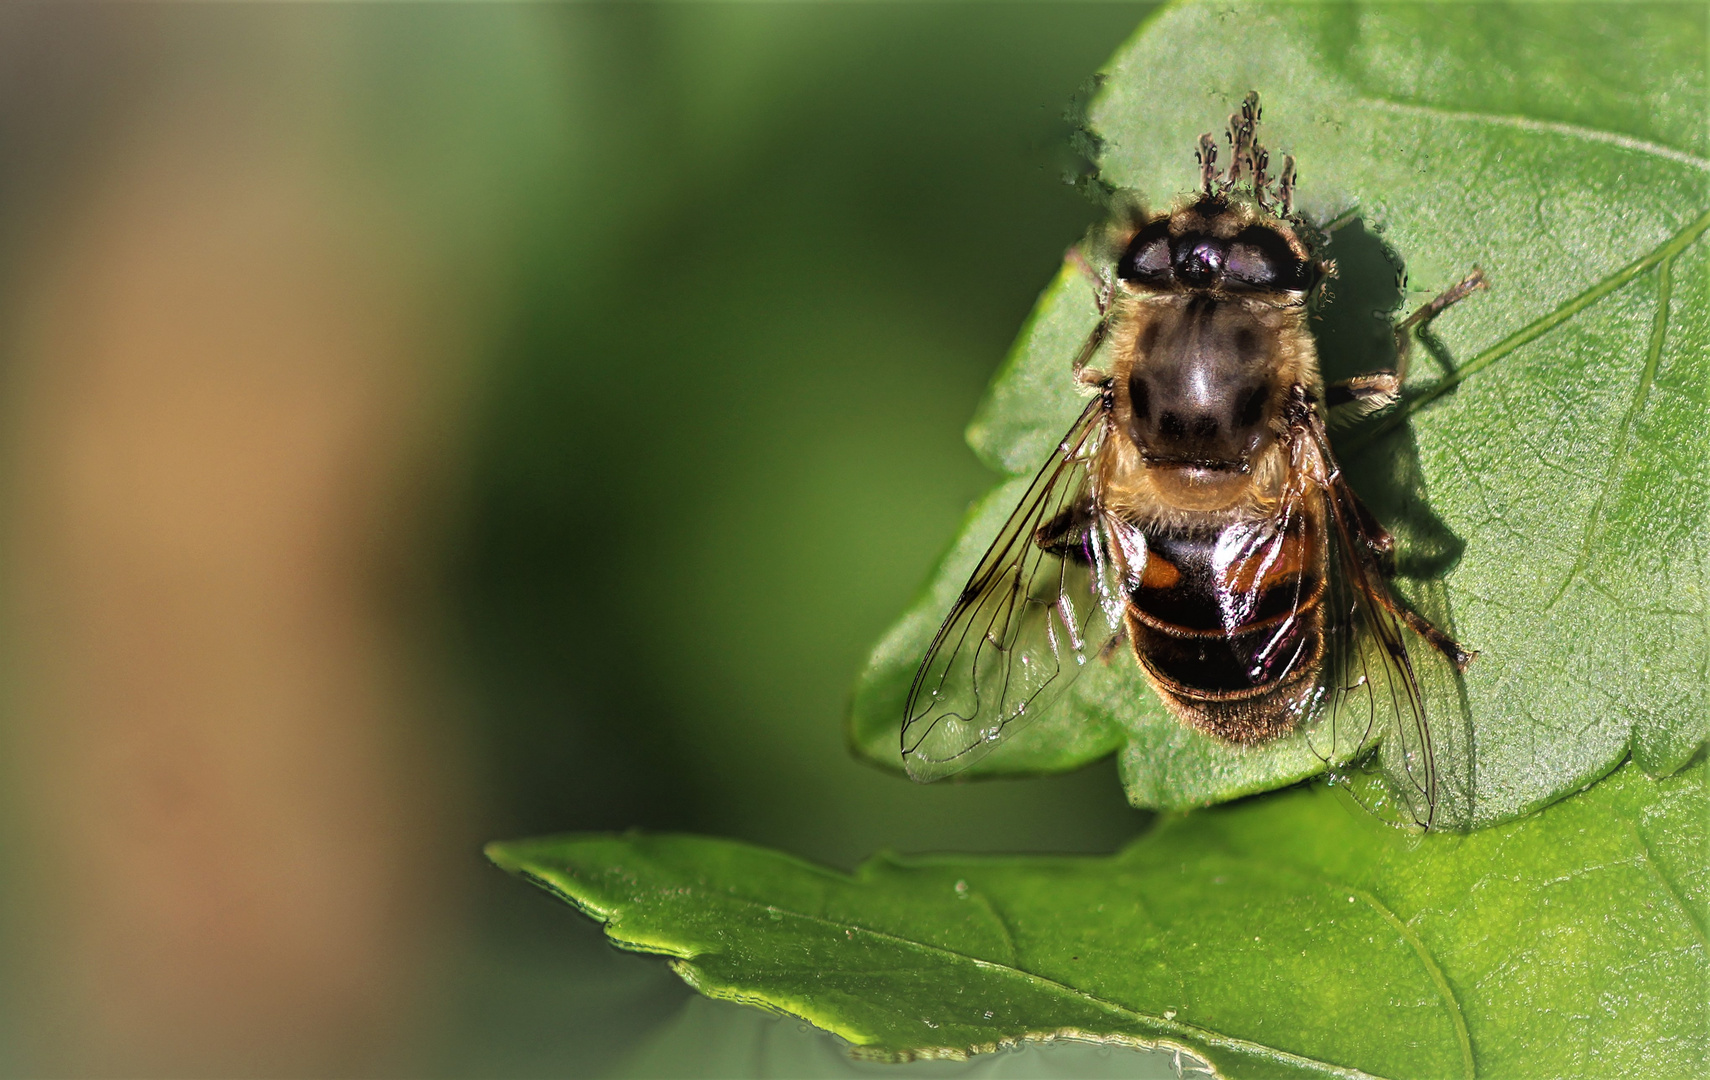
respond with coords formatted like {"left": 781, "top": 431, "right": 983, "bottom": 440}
{"left": 1117, "top": 220, "right": 1174, "bottom": 285}
{"left": 1172, "top": 234, "right": 1225, "bottom": 286}
{"left": 1226, "top": 225, "right": 1312, "bottom": 290}
{"left": 1226, "top": 241, "right": 1278, "bottom": 287}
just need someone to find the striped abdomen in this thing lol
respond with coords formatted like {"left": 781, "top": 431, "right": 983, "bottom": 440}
{"left": 1124, "top": 504, "right": 1326, "bottom": 743}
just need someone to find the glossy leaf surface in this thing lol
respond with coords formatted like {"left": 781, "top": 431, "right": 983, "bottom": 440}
{"left": 491, "top": 758, "right": 1706, "bottom": 1079}
{"left": 848, "top": 0, "right": 1709, "bottom": 827}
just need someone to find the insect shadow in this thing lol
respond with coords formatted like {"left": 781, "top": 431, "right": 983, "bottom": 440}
{"left": 1312, "top": 218, "right": 1467, "bottom": 580}
{"left": 1311, "top": 217, "right": 1480, "bottom": 825}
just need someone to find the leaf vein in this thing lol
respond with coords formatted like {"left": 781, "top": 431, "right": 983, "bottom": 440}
{"left": 1355, "top": 210, "right": 1710, "bottom": 449}
{"left": 1355, "top": 97, "right": 1710, "bottom": 173}
{"left": 675, "top": 889, "right": 1394, "bottom": 1079}
{"left": 1627, "top": 823, "right": 1709, "bottom": 951}
{"left": 1237, "top": 860, "right": 1476, "bottom": 1080}
{"left": 1543, "top": 255, "right": 1674, "bottom": 612}
{"left": 967, "top": 891, "right": 1021, "bottom": 968}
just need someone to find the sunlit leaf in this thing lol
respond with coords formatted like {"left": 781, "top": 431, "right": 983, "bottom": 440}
{"left": 492, "top": 6, "right": 1709, "bottom": 1076}
{"left": 848, "top": 0, "right": 1709, "bottom": 827}
{"left": 491, "top": 758, "right": 1707, "bottom": 1079}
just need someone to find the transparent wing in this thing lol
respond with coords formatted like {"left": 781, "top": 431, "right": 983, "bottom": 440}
{"left": 902, "top": 397, "right": 1133, "bottom": 781}
{"left": 1301, "top": 415, "right": 1451, "bottom": 829}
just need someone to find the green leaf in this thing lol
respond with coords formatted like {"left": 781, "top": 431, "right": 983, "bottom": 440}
{"left": 488, "top": 757, "right": 1707, "bottom": 1079}
{"left": 848, "top": 1, "right": 1710, "bottom": 827}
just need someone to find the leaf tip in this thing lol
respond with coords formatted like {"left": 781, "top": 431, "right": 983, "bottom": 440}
{"left": 482, "top": 839, "right": 526, "bottom": 874}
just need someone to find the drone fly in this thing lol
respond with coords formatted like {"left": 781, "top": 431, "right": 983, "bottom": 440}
{"left": 901, "top": 92, "right": 1483, "bottom": 826}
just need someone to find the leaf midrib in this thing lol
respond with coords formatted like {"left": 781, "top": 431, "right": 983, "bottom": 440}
{"left": 543, "top": 861, "right": 1427, "bottom": 1079}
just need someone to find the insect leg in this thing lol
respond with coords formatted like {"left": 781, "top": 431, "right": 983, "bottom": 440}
{"left": 1095, "top": 623, "right": 1129, "bottom": 663}
{"left": 1363, "top": 574, "right": 1476, "bottom": 671}
{"left": 1033, "top": 497, "right": 1098, "bottom": 565}
{"left": 1394, "top": 267, "right": 1487, "bottom": 379}
{"left": 1070, "top": 313, "right": 1112, "bottom": 386}
{"left": 1060, "top": 247, "right": 1116, "bottom": 385}
{"left": 1339, "top": 482, "right": 1396, "bottom": 572}
{"left": 1325, "top": 371, "right": 1402, "bottom": 425}
{"left": 1064, "top": 248, "right": 1116, "bottom": 313}
{"left": 1308, "top": 409, "right": 1475, "bottom": 674}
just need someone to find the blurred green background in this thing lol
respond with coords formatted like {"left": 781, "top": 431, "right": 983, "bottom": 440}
{"left": 0, "top": 4, "right": 1163, "bottom": 1077}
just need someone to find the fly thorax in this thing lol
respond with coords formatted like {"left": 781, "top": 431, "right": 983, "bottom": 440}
{"left": 1120, "top": 297, "right": 1286, "bottom": 511}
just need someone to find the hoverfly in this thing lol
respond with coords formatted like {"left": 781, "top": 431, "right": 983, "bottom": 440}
{"left": 901, "top": 92, "right": 1483, "bottom": 827}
